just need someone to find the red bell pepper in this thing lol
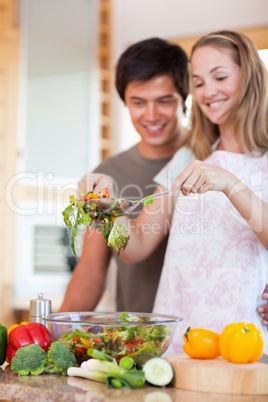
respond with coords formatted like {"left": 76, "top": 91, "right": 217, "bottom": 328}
{"left": 93, "top": 338, "right": 103, "bottom": 344}
{"left": 6, "top": 322, "right": 53, "bottom": 361}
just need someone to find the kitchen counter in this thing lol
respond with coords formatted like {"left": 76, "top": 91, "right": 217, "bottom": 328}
{"left": 1, "top": 363, "right": 267, "bottom": 402}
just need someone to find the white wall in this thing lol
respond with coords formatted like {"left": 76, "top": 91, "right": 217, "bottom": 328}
{"left": 113, "top": 0, "right": 268, "bottom": 52}
{"left": 111, "top": 0, "right": 268, "bottom": 152}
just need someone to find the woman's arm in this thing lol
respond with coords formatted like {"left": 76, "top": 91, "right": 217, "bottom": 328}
{"left": 119, "top": 186, "right": 175, "bottom": 263}
{"left": 171, "top": 160, "right": 268, "bottom": 249}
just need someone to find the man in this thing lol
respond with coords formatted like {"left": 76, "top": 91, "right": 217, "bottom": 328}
{"left": 59, "top": 37, "right": 189, "bottom": 312}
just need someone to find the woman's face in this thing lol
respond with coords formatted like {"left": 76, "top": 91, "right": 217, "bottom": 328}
{"left": 191, "top": 45, "right": 241, "bottom": 127}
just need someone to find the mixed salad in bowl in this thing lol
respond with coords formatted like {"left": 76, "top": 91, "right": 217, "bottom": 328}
{"left": 43, "top": 312, "right": 182, "bottom": 364}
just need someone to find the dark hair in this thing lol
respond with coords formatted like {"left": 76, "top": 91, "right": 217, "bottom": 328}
{"left": 115, "top": 37, "right": 189, "bottom": 108}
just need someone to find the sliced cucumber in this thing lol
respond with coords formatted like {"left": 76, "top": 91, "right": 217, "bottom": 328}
{"left": 136, "top": 352, "right": 156, "bottom": 370}
{"left": 143, "top": 357, "right": 174, "bottom": 387}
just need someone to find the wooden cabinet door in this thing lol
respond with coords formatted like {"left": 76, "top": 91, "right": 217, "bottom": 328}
{"left": 0, "top": 0, "right": 20, "bottom": 326}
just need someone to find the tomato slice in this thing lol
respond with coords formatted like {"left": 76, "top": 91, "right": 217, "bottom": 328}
{"left": 97, "top": 188, "right": 110, "bottom": 199}
{"left": 84, "top": 189, "right": 110, "bottom": 201}
{"left": 93, "top": 338, "right": 103, "bottom": 344}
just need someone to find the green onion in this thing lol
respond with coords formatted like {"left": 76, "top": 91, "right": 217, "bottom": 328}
{"left": 87, "top": 347, "right": 115, "bottom": 362}
{"left": 75, "top": 358, "right": 145, "bottom": 389}
{"left": 119, "top": 356, "right": 134, "bottom": 370}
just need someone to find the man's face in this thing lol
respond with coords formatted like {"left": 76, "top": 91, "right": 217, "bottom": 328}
{"left": 124, "top": 75, "right": 183, "bottom": 149}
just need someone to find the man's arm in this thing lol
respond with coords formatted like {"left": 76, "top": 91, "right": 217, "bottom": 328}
{"left": 257, "top": 285, "right": 268, "bottom": 327}
{"left": 59, "top": 227, "right": 111, "bottom": 312}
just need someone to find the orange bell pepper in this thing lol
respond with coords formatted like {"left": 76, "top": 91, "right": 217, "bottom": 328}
{"left": 219, "top": 322, "right": 264, "bottom": 363}
{"left": 84, "top": 192, "right": 99, "bottom": 201}
{"left": 183, "top": 327, "right": 221, "bottom": 359}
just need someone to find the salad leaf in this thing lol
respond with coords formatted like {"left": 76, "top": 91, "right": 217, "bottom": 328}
{"left": 99, "top": 216, "right": 114, "bottom": 244}
{"left": 119, "top": 313, "right": 147, "bottom": 322}
{"left": 141, "top": 195, "right": 154, "bottom": 206}
{"left": 62, "top": 191, "right": 156, "bottom": 258}
{"left": 118, "top": 328, "right": 135, "bottom": 342}
{"left": 62, "top": 197, "right": 94, "bottom": 258}
{"left": 106, "top": 220, "right": 129, "bottom": 254}
{"left": 62, "top": 195, "right": 130, "bottom": 258}
{"left": 119, "top": 312, "right": 130, "bottom": 322}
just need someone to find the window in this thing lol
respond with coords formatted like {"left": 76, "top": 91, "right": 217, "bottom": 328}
{"left": 18, "top": 0, "right": 100, "bottom": 183}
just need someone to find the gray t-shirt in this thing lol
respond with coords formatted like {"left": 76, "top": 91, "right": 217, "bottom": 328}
{"left": 94, "top": 144, "right": 171, "bottom": 312}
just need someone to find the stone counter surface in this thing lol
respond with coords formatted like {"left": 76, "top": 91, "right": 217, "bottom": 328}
{"left": 1, "top": 364, "right": 268, "bottom": 402}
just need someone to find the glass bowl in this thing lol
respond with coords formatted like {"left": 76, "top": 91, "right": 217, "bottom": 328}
{"left": 43, "top": 311, "right": 182, "bottom": 362}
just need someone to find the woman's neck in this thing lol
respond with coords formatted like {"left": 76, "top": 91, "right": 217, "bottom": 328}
{"left": 217, "top": 125, "right": 244, "bottom": 153}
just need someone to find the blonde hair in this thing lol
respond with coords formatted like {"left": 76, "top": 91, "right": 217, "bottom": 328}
{"left": 187, "top": 30, "right": 268, "bottom": 160}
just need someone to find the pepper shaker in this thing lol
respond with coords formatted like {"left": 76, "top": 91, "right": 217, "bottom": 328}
{"left": 29, "top": 293, "right": 52, "bottom": 329}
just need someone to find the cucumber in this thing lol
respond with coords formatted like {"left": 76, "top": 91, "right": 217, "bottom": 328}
{"left": 136, "top": 352, "right": 174, "bottom": 387}
{"left": 136, "top": 352, "right": 157, "bottom": 370}
{"left": 0, "top": 324, "right": 7, "bottom": 366}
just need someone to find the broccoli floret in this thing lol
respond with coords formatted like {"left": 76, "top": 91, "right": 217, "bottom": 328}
{"left": 11, "top": 344, "right": 47, "bottom": 376}
{"left": 44, "top": 341, "right": 76, "bottom": 376}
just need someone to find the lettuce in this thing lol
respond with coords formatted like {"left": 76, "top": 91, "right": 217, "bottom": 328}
{"left": 141, "top": 195, "right": 154, "bottom": 206}
{"left": 119, "top": 312, "right": 130, "bottom": 322}
{"left": 106, "top": 219, "right": 129, "bottom": 255}
{"left": 62, "top": 196, "right": 93, "bottom": 258}
{"left": 62, "top": 196, "right": 130, "bottom": 258}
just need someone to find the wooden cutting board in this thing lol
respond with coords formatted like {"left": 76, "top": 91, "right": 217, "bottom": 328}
{"left": 166, "top": 354, "right": 268, "bottom": 395}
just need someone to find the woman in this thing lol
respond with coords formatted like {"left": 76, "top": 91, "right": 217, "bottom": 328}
{"left": 152, "top": 31, "right": 268, "bottom": 354}
{"left": 80, "top": 31, "right": 268, "bottom": 353}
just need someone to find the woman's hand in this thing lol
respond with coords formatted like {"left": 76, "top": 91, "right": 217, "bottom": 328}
{"left": 171, "top": 160, "right": 237, "bottom": 197}
{"left": 77, "top": 173, "right": 116, "bottom": 198}
{"left": 171, "top": 160, "right": 268, "bottom": 250}
{"left": 257, "top": 285, "right": 268, "bottom": 327}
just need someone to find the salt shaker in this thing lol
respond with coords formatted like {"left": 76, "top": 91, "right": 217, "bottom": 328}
{"left": 29, "top": 293, "right": 52, "bottom": 329}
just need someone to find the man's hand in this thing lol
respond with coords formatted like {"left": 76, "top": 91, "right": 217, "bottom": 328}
{"left": 257, "top": 285, "right": 268, "bottom": 327}
{"left": 77, "top": 173, "right": 116, "bottom": 198}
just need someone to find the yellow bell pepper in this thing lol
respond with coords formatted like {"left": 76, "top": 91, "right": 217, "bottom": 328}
{"left": 80, "top": 337, "right": 93, "bottom": 348}
{"left": 219, "top": 322, "right": 264, "bottom": 364}
{"left": 183, "top": 327, "right": 221, "bottom": 359}
{"left": 7, "top": 321, "right": 28, "bottom": 339}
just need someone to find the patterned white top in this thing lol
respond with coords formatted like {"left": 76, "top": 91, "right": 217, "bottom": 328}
{"left": 154, "top": 146, "right": 195, "bottom": 189}
{"left": 153, "top": 150, "right": 268, "bottom": 355}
